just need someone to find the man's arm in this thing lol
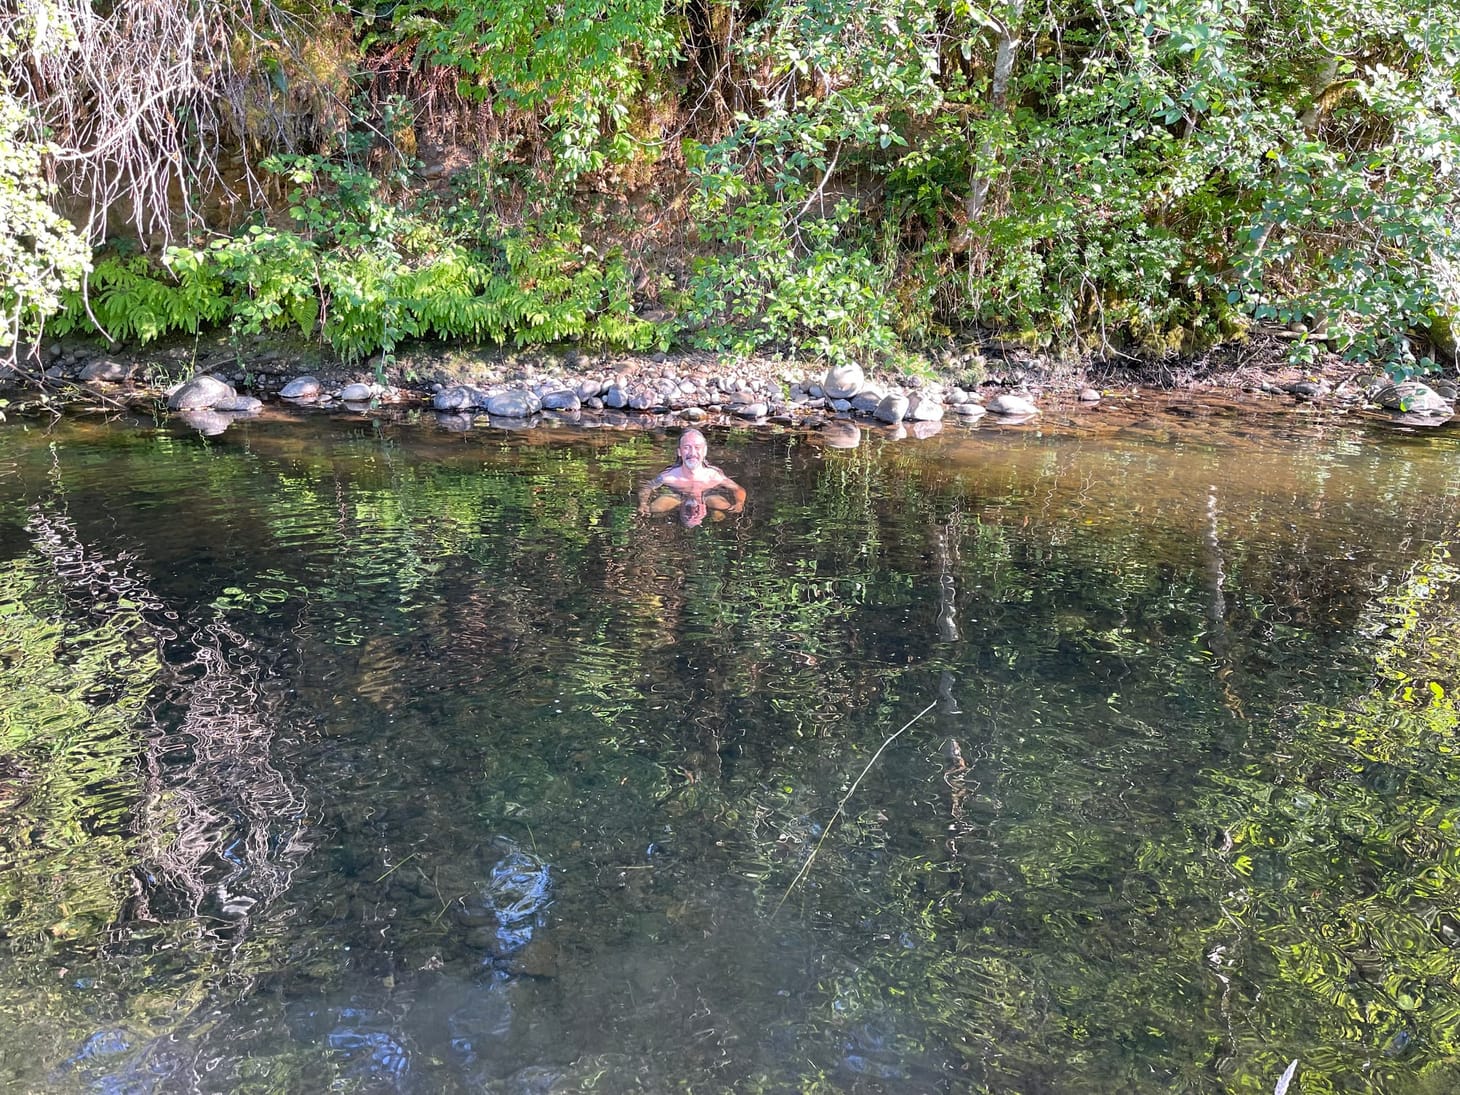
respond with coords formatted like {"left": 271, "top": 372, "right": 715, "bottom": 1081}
{"left": 719, "top": 475, "right": 746, "bottom": 513}
{"left": 637, "top": 471, "right": 665, "bottom": 513}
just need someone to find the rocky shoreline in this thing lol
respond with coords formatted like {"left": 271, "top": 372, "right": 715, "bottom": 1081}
{"left": 6, "top": 333, "right": 1458, "bottom": 436}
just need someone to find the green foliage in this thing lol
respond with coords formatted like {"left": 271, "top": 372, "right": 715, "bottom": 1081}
{"left": 389, "top": 0, "right": 678, "bottom": 180}
{"left": 679, "top": 0, "right": 1460, "bottom": 365}
{"left": 52, "top": 154, "right": 662, "bottom": 361}
{"left": 0, "top": 64, "right": 90, "bottom": 354}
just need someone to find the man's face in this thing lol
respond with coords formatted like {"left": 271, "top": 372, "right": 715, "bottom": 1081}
{"left": 678, "top": 434, "right": 707, "bottom": 470}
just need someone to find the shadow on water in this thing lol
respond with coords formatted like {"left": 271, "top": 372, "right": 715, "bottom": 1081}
{"left": 3, "top": 407, "right": 1460, "bottom": 1092}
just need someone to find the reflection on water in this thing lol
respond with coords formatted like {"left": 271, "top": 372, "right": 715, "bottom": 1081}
{"left": 2, "top": 405, "right": 1460, "bottom": 1092}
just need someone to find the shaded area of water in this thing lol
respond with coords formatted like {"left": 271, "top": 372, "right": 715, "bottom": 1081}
{"left": 3, "top": 404, "right": 1460, "bottom": 1092}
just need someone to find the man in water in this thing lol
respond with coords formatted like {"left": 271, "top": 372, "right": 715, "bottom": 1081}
{"left": 638, "top": 428, "right": 746, "bottom": 525}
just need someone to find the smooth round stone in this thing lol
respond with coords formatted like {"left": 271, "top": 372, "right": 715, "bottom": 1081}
{"left": 733, "top": 401, "right": 769, "bottom": 419}
{"left": 279, "top": 376, "right": 323, "bottom": 400}
{"left": 215, "top": 394, "right": 263, "bottom": 413}
{"left": 874, "top": 393, "right": 910, "bottom": 424}
{"left": 850, "top": 387, "right": 885, "bottom": 414}
{"left": 682, "top": 406, "right": 708, "bottom": 421}
{"left": 946, "top": 388, "right": 970, "bottom": 405}
{"left": 956, "top": 402, "right": 988, "bottom": 420}
{"left": 908, "top": 394, "right": 944, "bottom": 422}
{"left": 822, "top": 363, "right": 865, "bottom": 400}
{"left": 807, "top": 384, "right": 825, "bottom": 399}
{"left": 987, "top": 393, "right": 1039, "bottom": 416}
{"left": 576, "top": 379, "right": 603, "bottom": 400}
{"left": 168, "top": 375, "right": 235, "bottom": 410}
{"left": 584, "top": 396, "right": 604, "bottom": 410}
{"left": 432, "top": 386, "right": 478, "bottom": 412}
{"left": 338, "top": 383, "right": 373, "bottom": 402}
{"left": 829, "top": 398, "right": 852, "bottom": 412}
{"left": 821, "top": 421, "right": 861, "bottom": 449}
{"left": 1079, "top": 388, "right": 1102, "bottom": 403}
{"left": 1429, "top": 378, "right": 1458, "bottom": 401}
{"left": 486, "top": 389, "right": 541, "bottom": 417}
{"left": 541, "top": 389, "right": 581, "bottom": 412}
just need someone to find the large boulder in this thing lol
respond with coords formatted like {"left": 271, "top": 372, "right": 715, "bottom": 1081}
{"left": 433, "top": 385, "right": 482, "bottom": 412}
{"left": 168, "top": 375, "right": 235, "bottom": 411}
{"left": 541, "top": 389, "right": 581, "bottom": 412}
{"left": 486, "top": 389, "right": 542, "bottom": 417}
{"left": 215, "top": 393, "right": 263, "bottom": 413}
{"left": 874, "top": 393, "right": 910, "bottom": 424}
{"left": 822, "top": 363, "right": 865, "bottom": 400}
{"left": 908, "top": 394, "right": 944, "bottom": 422}
{"left": 338, "top": 383, "right": 373, "bottom": 402}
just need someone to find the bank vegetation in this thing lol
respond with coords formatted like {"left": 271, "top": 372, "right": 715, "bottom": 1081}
{"left": 3, "top": 0, "right": 1458, "bottom": 378}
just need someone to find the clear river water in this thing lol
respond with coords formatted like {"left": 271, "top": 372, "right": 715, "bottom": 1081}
{"left": 2, "top": 394, "right": 1460, "bottom": 1093}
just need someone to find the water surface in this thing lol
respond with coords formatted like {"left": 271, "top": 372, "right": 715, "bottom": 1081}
{"left": 3, "top": 400, "right": 1460, "bottom": 1093}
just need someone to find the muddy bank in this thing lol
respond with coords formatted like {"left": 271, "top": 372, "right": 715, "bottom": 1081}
{"left": 2, "top": 331, "right": 1451, "bottom": 438}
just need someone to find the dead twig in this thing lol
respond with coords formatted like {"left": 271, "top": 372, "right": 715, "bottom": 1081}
{"left": 772, "top": 700, "right": 937, "bottom": 917}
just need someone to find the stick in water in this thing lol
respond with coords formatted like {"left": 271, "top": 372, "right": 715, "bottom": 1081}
{"left": 772, "top": 700, "right": 938, "bottom": 917}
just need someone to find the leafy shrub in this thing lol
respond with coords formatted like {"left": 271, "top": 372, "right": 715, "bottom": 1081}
{"left": 51, "top": 154, "right": 663, "bottom": 362}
